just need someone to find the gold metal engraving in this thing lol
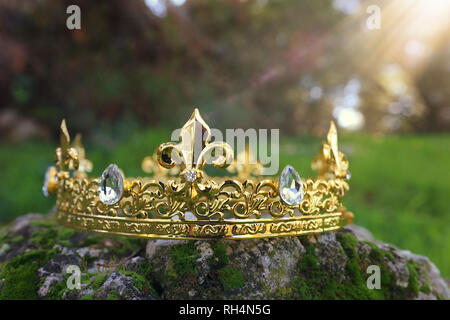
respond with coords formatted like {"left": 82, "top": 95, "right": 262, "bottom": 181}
{"left": 47, "top": 110, "right": 352, "bottom": 240}
{"left": 312, "top": 121, "right": 350, "bottom": 180}
{"left": 54, "top": 119, "right": 79, "bottom": 172}
{"left": 156, "top": 109, "right": 234, "bottom": 176}
{"left": 72, "top": 133, "right": 93, "bottom": 178}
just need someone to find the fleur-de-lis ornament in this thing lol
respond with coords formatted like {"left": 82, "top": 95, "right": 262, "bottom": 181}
{"left": 142, "top": 153, "right": 180, "bottom": 176}
{"left": 312, "top": 121, "right": 350, "bottom": 180}
{"left": 54, "top": 119, "right": 79, "bottom": 171}
{"left": 157, "top": 109, "right": 233, "bottom": 182}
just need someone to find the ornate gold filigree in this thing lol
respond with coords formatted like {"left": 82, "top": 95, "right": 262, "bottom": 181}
{"left": 56, "top": 175, "right": 348, "bottom": 221}
{"left": 156, "top": 109, "right": 234, "bottom": 177}
{"left": 142, "top": 153, "right": 180, "bottom": 176}
{"left": 47, "top": 110, "right": 352, "bottom": 240}
{"left": 312, "top": 121, "right": 350, "bottom": 180}
{"left": 72, "top": 133, "right": 93, "bottom": 177}
{"left": 54, "top": 119, "right": 79, "bottom": 171}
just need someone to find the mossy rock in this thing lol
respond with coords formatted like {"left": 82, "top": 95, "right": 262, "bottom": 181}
{"left": 0, "top": 213, "right": 448, "bottom": 300}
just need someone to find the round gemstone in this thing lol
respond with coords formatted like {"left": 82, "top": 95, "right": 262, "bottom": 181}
{"left": 184, "top": 170, "right": 197, "bottom": 182}
{"left": 98, "top": 164, "right": 124, "bottom": 205}
{"left": 279, "top": 165, "right": 304, "bottom": 206}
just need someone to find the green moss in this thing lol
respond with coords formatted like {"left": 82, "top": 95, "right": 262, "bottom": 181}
{"left": 361, "top": 240, "right": 396, "bottom": 264}
{"left": 119, "top": 269, "right": 156, "bottom": 296}
{"left": 46, "top": 272, "right": 128, "bottom": 300}
{"left": 420, "top": 282, "right": 431, "bottom": 294}
{"left": 268, "top": 250, "right": 276, "bottom": 259}
{"left": 289, "top": 233, "right": 429, "bottom": 300}
{"left": 107, "top": 237, "right": 143, "bottom": 257}
{"left": 291, "top": 244, "right": 337, "bottom": 299}
{"left": 406, "top": 261, "right": 420, "bottom": 296}
{"left": 168, "top": 242, "right": 200, "bottom": 278}
{"left": 217, "top": 266, "right": 245, "bottom": 291}
{"left": 30, "top": 225, "right": 78, "bottom": 249}
{"left": 11, "top": 235, "right": 24, "bottom": 244}
{"left": 212, "top": 241, "right": 229, "bottom": 268}
{"left": 47, "top": 272, "right": 112, "bottom": 300}
{"left": 339, "top": 233, "right": 358, "bottom": 258}
{"left": 46, "top": 271, "right": 90, "bottom": 300}
{"left": 107, "top": 290, "right": 119, "bottom": 300}
{"left": 167, "top": 260, "right": 177, "bottom": 279}
{"left": 30, "top": 219, "right": 58, "bottom": 228}
{"left": 0, "top": 249, "right": 57, "bottom": 299}
{"left": 46, "top": 279, "right": 67, "bottom": 300}
{"left": 0, "top": 228, "right": 8, "bottom": 243}
{"left": 79, "top": 235, "right": 105, "bottom": 247}
{"left": 124, "top": 271, "right": 146, "bottom": 290}
{"left": 1, "top": 245, "right": 12, "bottom": 255}
{"left": 290, "top": 234, "right": 385, "bottom": 299}
{"left": 80, "top": 293, "right": 94, "bottom": 300}
{"left": 138, "top": 260, "right": 154, "bottom": 279}
{"left": 139, "top": 260, "right": 161, "bottom": 296}
{"left": 29, "top": 221, "right": 142, "bottom": 260}
{"left": 92, "top": 273, "right": 107, "bottom": 290}
{"left": 385, "top": 252, "right": 395, "bottom": 262}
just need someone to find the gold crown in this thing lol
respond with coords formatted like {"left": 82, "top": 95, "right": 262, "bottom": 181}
{"left": 43, "top": 109, "right": 353, "bottom": 240}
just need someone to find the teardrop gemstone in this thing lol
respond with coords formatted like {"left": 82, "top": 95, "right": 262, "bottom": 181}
{"left": 42, "top": 166, "right": 58, "bottom": 197}
{"left": 98, "top": 164, "right": 124, "bottom": 205}
{"left": 278, "top": 165, "right": 304, "bottom": 206}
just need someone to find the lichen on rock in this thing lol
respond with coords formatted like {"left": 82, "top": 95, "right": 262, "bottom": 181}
{"left": 0, "top": 213, "right": 448, "bottom": 300}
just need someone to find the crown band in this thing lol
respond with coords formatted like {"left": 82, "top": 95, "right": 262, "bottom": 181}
{"left": 44, "top": 109, "right": 353, "bottom": 240}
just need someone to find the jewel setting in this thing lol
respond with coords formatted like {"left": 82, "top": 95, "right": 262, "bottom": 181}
{"left": 183, "top": 170, "right": 198, "bottom": 182}
{"left": 98, "top": 164, "right": 124, "bottom": 205}
{"left": 42, "top": 166, "right": 58, "bottom": 197}
{"left": 278, "top": 165, "right": 304, "bottom": 206}
{"left": 45, "top": 111, "right": 352, "bottom": 240}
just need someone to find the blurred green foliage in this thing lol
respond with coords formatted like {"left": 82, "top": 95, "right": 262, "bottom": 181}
{"left": 0, "top": 131, "right": 449, "bottom": 277}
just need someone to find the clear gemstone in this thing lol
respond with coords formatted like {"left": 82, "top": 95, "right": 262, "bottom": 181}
{"left": 98, "top": 164, "right": 124, "bottom": 205}
{"left": 279, "top": 165, "right": 304, "bottom": 206}
{"left": 184, "top": 211, "right": 197, "bottom": 220}
{"left": 42, "top": 166, "right": 58, "bottom": 197}
{"left": 345, "top": 171, "right": 352, "bottom": 180}
{"left": 184, "top": 170, "right": 197, "bottom": 182}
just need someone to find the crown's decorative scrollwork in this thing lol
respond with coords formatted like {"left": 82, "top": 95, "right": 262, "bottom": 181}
{"left": 72, "top": 133, "right": 93, "bottom": 178}
{"left": 54, "top": 119, "right": 79, "bottom": 172}
{"left": 312, "top": 121, "right": 350, "bottom": 180}
{"left": 141, "top": 154, "right": 179, "bottom": 176}
{"left": 44, "top": 109, "right": 352, "bottom": 240}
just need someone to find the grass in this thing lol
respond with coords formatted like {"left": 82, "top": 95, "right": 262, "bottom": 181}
{"left": 0, "top": 130, "right": 449, "bottom": 277}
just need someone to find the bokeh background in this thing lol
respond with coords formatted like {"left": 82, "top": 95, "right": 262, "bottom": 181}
{"left": 0, "top": 0, "right": 449, "bottom": 276}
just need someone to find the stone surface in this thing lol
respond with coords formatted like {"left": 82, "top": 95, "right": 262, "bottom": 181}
{"left": 0, "top": 213, "right": 448, "bottom": 300}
